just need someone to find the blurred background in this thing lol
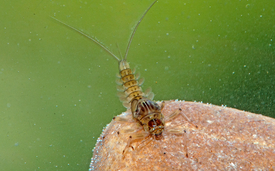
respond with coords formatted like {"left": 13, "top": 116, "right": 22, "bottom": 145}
{"left": 0, "top": 0, "right": 274, "bottom": 170}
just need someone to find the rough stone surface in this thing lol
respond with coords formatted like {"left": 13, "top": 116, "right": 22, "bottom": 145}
{"left": 90, "top": 100, "right": 275, "bottom": 171}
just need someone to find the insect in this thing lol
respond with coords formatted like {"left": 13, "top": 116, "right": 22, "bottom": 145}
{"left": 51, "top": 0, "right": 197, "bottom": 158}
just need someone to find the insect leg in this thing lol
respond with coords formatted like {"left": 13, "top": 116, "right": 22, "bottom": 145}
{"left": 113, "top": 116, "right": 131, "bottom": 122}
{"left": 166, "top": 129, "right": 189, "bottom": 158}
{"left": 122, "top": 132, "right": 149, "bottom": 159}
{"left": 165, "top": 108, "right": 198, "bottom": 128}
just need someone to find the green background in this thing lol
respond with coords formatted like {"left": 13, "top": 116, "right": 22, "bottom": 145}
{"left": 1, "top": 0, "right": 274, "bottom": 170}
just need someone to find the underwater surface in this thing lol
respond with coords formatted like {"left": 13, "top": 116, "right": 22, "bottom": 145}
{"left": 0, "top": 0, "right": 274, "bottom": 170}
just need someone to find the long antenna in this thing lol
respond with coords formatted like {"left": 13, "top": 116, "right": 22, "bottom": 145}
{"left": 50, "top": 16, "right": 120, "bottom": 62}
{"left": 124, "top": 0, "right": 157, "bottom": 60}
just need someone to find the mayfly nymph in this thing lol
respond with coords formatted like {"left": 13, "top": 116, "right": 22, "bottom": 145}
{"left": 51, "top": 0, "right": 196, "bottom": 157}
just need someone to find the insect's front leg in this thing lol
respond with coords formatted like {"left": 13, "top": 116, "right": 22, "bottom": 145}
{"left": 122, "top": 131, "right": 149, "bottom": 159}
{"left": 113, "top": 116, "right": 149, "bottom": 159}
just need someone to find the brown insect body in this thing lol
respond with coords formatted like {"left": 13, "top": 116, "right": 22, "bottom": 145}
{"left": 118, "top": 58, "right": 164, "bottom": 136}
{"left": 51, "top": 0, "right": 194, "bottom": 157}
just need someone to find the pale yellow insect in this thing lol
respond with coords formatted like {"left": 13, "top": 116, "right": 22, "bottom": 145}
{"left": 51, "top": 0, "right": 196, "bottom": 157}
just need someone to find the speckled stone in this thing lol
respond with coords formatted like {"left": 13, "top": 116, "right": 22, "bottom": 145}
{"left": 90, "top": 100, "right": 275, "bottom": 171}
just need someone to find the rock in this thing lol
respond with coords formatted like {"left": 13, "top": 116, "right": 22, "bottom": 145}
{"left": 90, "top": 100, "right": 275, "bottom": 171}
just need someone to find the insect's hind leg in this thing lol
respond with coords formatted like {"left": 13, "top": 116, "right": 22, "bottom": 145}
{"left": 165, "top": 108, "right": 198, "bottom": 128}
{"left": 166, "top": 129, "right": 189, "bottom": 158}
{"left": 164, "top": 106, "right": 197, "bottom": 158}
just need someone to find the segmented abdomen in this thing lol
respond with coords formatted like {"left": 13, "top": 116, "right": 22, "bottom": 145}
{"left": 117, "top": 60, "right": 144, "bottom": 108}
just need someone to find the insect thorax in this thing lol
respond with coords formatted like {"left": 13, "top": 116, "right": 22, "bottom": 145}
{"left": 131, "top": 99, "right": 165, "bottom": 135}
